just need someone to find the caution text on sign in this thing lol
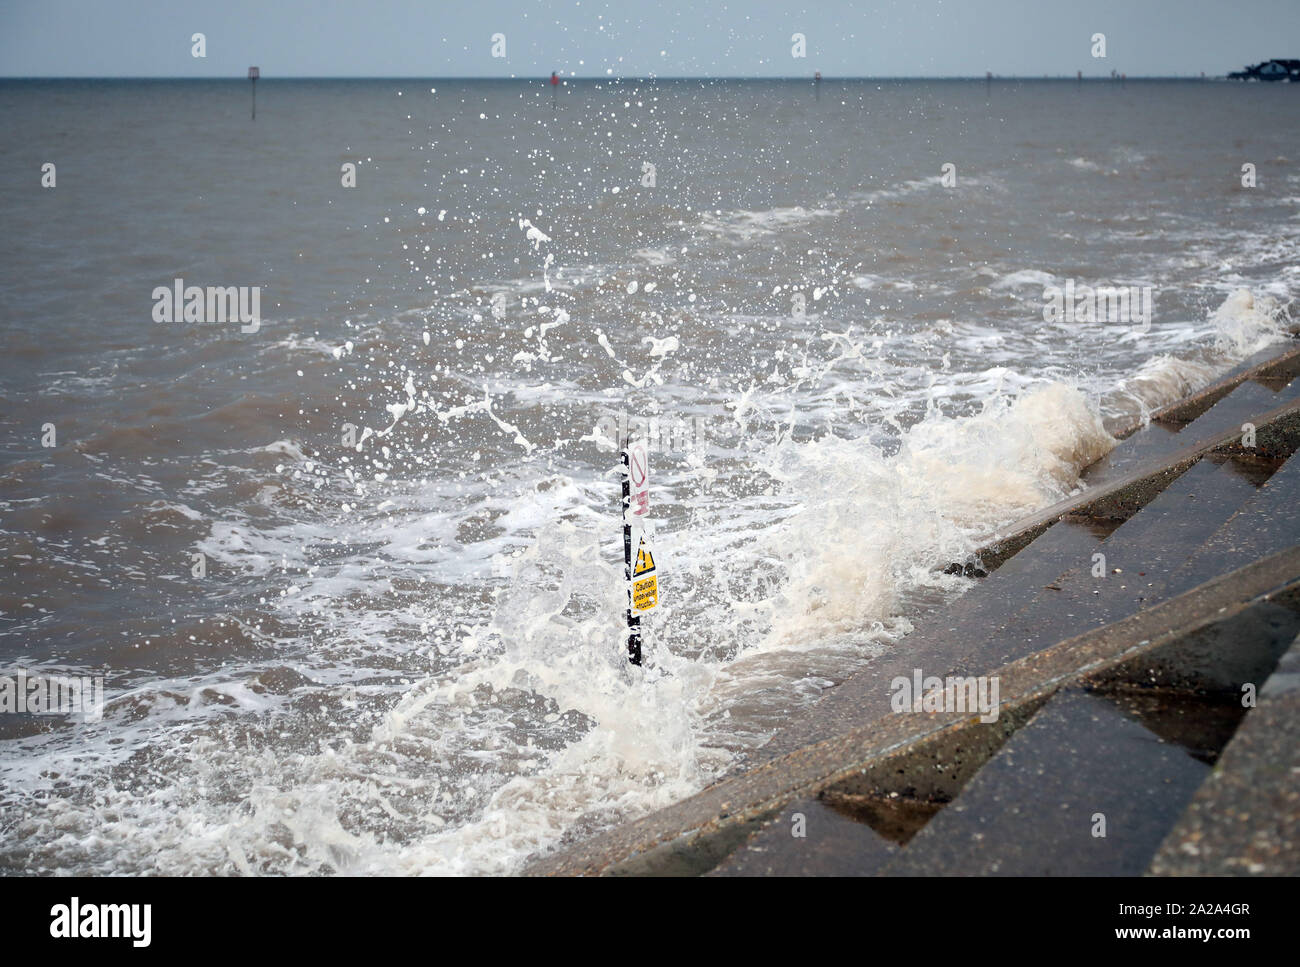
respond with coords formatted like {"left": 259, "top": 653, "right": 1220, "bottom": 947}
{"left": 632, "top": 575, "right": 658, "bottom": 612}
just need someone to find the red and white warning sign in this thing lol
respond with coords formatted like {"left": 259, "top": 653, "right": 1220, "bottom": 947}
{"left": 626, "top": 438, "right": 649, "bottom": 518}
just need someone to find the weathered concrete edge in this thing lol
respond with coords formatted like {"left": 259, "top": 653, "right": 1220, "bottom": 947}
{"left": 969, "top": 337, "right": 1300, "bottom": 573}
{"left": 525, "top": 547, "right": 1300, "bottom": 876}
{"left": 970, "top": 391, "right": 1300, "bottom": 572}
{"left": 1118, "top": 339, "right": 1300, "bottom": 436}
{"left": 1147, "top": 631, "right": 1300, "bottom": 876}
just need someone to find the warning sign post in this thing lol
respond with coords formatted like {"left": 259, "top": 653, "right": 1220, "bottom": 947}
{"left": 622, "top": 428, "right": 656, "bottom": 665}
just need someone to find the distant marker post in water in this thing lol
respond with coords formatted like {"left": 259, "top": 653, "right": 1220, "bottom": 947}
{"left": 248, "top": 66, "right": 259, "bottom": 120}
{"left": 622, "top": 425, "right": 657, "bottom": 665}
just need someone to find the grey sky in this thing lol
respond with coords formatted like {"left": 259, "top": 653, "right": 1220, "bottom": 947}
{"left": 1, "top": 0, "right": 1296, "bottom": 78}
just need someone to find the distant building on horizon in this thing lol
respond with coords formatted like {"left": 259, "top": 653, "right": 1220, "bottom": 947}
{"left": 1227, "top": 59, "right": 1300, "bottom": 81}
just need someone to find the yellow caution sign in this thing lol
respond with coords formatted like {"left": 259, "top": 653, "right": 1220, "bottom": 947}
{"left": 633, "top": 535, "right": 656, "bottom": 577}
{"left": 628, "top": 520, "right": 659, "bottom": 612}
{"left": 632, "top": 575, "right": 658, "bottom": 612}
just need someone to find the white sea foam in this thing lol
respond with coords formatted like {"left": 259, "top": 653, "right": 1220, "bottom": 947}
{"left": 1209, "top": 288, "right": 1290, "bottom": 356}
{"left": 698, "top": 205, "right": 839, "bottom": 241}
{"left": 989, "top": 268, "right": 1059, "bottom": 290}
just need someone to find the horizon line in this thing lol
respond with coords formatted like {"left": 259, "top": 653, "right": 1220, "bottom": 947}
{"left": 0, "top": 73, "right": 1232, "bottom": 82}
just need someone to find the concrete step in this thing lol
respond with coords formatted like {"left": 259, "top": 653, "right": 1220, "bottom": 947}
{"left": 985, "top": 459, "right": 1259, "bottom": 667}
{"left": 970, "top": 372, "right": 1300, "bottom": 574}
{"left": 1165, "top": 448, "right": 1300, "bottom": 597}
{"left": 757, "top": 519, "right": 1104, "bottom": 760}
{"left": 1150, "top": 632, "right": 1300, "bottom": 875}
{"left": 1165, "top": 378, "right": 1293, "bottom": 434}
{"left": 706, "top": 796, "right": 906, "bottom": 876}
{"left": 877, "top": 688, "right": 1213, "bottom": 876}
{"left": 1088, "top": 594, "right": 1300, "bottom": 697}
{"left": 1081, "top": 421, "right": 1185, "bottom": 488}
{"left": 762, "top": 382, "right": 1299, "bottom": 764}
{"left": 1082, "top": 379, "right": 1297, "bottom": 490}
{"left": 1144, "top": 341, "right": 1300, "bottom": 426}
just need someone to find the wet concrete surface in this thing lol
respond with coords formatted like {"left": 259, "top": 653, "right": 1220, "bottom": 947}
{"left": 1082, "top": 378, "right": 1292, "bottom": 491}
{"left": 757, "top": 518, "right": 1101, "bottom": 762}
{"left": 1081, "top": 421, "right": 1185, "bottom": 487}
{"left": 1088, "top": 597, "right": 1300, "bottom": 696}
{"left": 1167, "top": 444, "right": 1300, "bottom": 595}
{"left": 1142, "top": 343, "right": 1300, "bottom": 428}
{"left": 1151, "top": 633, "right": 1300, "bottom": 876}
{"left": 1097, "top": 687, "right": 1247, "bottom": 765}
{"left": 706, "top": 797, "right": 902, "bottom": 877}
{"left": 1164, "top": 379, "right": 1292, "bottom": 435}
{"left": 974, "top": 385, "right": 1300, "bottom": 569}
{"left": 991, "top": 459, "right": 1258, "bottom": 660}
{"left": 878, "top": 689, "right": 1211, "bottom": 876}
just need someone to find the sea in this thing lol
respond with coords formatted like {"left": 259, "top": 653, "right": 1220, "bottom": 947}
{"left": 0, "top": 77, "right": 1296, "bottom": 874}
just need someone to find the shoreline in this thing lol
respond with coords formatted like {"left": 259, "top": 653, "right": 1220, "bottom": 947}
{"left": 529, "top": 336, "right": 1300, "bottom": 876}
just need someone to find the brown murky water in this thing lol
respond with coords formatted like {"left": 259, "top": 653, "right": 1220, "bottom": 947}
{"left": 0, "top": 78, "right": 1296, "bottom": 873}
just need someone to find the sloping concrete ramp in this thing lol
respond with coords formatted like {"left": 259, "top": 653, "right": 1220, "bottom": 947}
{"left": 526, "top": 341, "right": 1300, "bottom": 877}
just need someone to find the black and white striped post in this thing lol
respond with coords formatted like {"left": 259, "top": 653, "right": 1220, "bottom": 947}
{"left": 620, "top": 416, "right": 658, "bottom": 665}
{"left": 622, "top": 424, "right": 642, "bottom": 665}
